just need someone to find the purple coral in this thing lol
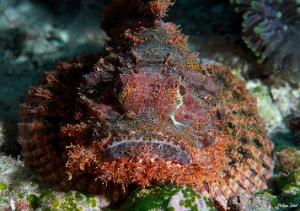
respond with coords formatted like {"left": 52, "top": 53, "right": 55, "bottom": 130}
{"left": 230, "top": 0, "right": 300, "bottom": 72}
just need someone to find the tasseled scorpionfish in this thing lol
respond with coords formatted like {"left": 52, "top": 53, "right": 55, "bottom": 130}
{"left": 18, "top": 0, "right": 274, "bottom": 210}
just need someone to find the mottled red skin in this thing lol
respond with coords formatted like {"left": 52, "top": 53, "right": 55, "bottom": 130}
{"left": 18, "top": 0, "right": 274, "bottom": 210}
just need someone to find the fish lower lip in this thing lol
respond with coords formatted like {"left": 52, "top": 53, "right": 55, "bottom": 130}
{"left": 103, "top": 137, "right": 191, "bottom": 164}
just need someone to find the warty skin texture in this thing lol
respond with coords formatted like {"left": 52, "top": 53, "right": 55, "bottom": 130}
{"left": 18, "top": 0, "right": 274, "bottom": 210}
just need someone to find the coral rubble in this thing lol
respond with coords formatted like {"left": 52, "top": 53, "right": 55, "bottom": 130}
{"left": 0, "top": 155, "right": 109, "bottom": 211}
{"left": 18, "top": 0, "right": 275, "bottom": 210}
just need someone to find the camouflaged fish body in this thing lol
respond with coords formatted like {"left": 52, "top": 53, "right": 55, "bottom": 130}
{"left": 18, "top": 0, "right": 274, "bottom": 210}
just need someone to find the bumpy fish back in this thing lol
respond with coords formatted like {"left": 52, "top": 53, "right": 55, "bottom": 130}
{"left": 18, "top": 0, "right": 274, "bottom": 210}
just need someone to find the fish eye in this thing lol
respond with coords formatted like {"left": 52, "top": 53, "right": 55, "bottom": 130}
{"left": 179, "top": 85, "right": 186, "bottom": 97}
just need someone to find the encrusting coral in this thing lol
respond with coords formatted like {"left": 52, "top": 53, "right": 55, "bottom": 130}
{"left": 116, "top": 184, "right": 217, "bottom": 211}
{"left": 18, "top": 0, "right": 275, "bottom": 210}
{"left": 230, "top": 0, "right": 300, "bottom": 72}
{"left": 273, "top": 147, "right": 300, "bottom": 208}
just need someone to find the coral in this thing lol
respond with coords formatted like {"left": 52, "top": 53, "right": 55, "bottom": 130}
{"left": 18, "top": 0, "right": 274, "bottom": 210}
{"left": 280, "top": 170, "right": 300, "bottom": 196}
{"left": 246, "top": 79, "right": 284, "bottom": 132}
{"left": 227, "top": 191, "right": 275, "bottom": 211}
{"left": 5, "top": 190, "right": 109, "bottom": 211}
{"left": 230, "top": 0, "right": 300, "bottom": 72}
{"left": 27, "top": 190, "right": 109, "bottom": 211}
{"left": 1, "top": 189, "right": 110, "bottom": 211}
{"left": 276, "top": 147, "right": 300, "bottom": 174}
{"left": 271, "top": 147, "right": 300, "bottom": 209}
{"left": 116, "top": 184, "right": 217, "bottom": 211}
{"left": 0, "top": 155, "right": 109, "bottom": 211}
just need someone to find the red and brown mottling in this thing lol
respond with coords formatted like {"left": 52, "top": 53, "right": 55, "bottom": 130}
{"left": 18, "top": 0, "right": 274, "bottom": 210}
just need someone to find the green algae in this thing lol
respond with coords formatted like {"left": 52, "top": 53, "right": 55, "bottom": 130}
{"left": 40, "top": 189, "right": 54, "bottom": 198}
{"left": 0, "top": 181, "right": 7, "bottom": 191}
{"left": 28, "top": 194, "right": 42, "bottom": 209}
{"left": 276, "top": 170, "right": 300, "bottom": 208}
{"left": 253, "top": 86, "right": 261, "bottom": 93}
{"left": 91, "top": 198, "right": 97, "bottom": 208}
{"left": 51, "top": 196, "right": 60, "bottom": 207}
{"left": 281, "top": 170, "right": 300, "bottom": 196}
{"left": 75, "top": 191, "right": 84, "bottom": 201}
{"left": 0, "top": 198, "right": 8, "bottom": 204}
{"left": 17, "top": 193, "right": 24, "bottom": 199}
{"left": 83, "top": 191, "right": 97, "bottom": 207}
{"left": 179, "top": 187, "right": 204, "bottom": 211}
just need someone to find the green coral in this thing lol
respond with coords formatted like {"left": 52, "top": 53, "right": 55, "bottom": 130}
{"left": 116, "top": 184, "right": 217, "bottom": 211}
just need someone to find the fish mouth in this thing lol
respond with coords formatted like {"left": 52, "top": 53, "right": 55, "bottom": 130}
{"left": 103, "top": 135, "right": 191, "bottom": 164}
